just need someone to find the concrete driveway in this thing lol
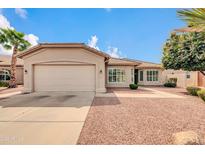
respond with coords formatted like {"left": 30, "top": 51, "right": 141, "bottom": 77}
{"left": 0, "top": 91, "right": 94, "bottom": 144}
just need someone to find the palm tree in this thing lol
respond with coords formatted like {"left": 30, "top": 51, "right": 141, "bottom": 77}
{"left": 0, "top": 28, "right": 31, "bottom": 88}
{"left": 175, "top": 8, "right": 205, "bottom": 32}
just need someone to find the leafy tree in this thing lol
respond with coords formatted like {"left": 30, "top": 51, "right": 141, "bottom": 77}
{"left": 162, "top": 32, "right": 205, "bottom": 75}
{"left": 0, "top": 28, "right": 31, "bottom": 88}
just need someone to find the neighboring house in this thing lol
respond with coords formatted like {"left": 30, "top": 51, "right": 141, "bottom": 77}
{"left": 17, "top": 43, "right": 202, "bottom": 93}
{"left": 0, "top": 55, "right": 24, "bottom": 84}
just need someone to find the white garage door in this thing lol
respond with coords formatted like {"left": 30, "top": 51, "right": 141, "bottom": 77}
{"left": 34, "top": 65, "right": 95, "bottom": 92}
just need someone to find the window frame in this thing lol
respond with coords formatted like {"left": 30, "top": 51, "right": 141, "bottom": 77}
{"left": 108, "top": 68, "right": 126, "bottom": 83}
{"left": 146, "top": 70, "right": 159, "bottom": 82}
{"left": 0, "top": 69, "right": 10, "bottom": 81}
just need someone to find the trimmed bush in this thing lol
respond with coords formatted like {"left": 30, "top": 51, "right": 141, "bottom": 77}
{"left": 0, "top": 82, "right": 9, "bottom": 87}
{"left": 186, "top": 87, "right": 201, "bottom": 96}
{"left": 197, "top": 89, "right": 205, "bottom": 102}
{"left": 164, "top": 78, "right": 177, "bottom": 88}
{"left": 164, "top": 82, "right": 176, "bottom": 88}
{"left": 129, "top": 84, "right": 138, "bottom": 90}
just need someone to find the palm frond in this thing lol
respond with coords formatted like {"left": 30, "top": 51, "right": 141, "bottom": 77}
{"left": 177, "top": 9, "right": 205, "bottom": 29}
{"left": 3, "top": 44, "right": 12, "bottom": 50}
{"left": 0, "top": 28, "right": 31, "bottom": 53}
{"left": 18, "top": 40, "right": 31, "bottom": 51}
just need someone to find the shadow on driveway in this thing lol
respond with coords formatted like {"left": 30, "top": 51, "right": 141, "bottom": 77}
{"left": 0, "top": 92, "right": 121, "bottom": 108}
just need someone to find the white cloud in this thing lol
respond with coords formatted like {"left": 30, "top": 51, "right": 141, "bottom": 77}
{"left": 88, "top": 35, "right": 99, "bottom": 50}
{"left": 0, "top": 14, "right": 39, "bottom": 55}
{"left": 0, "top": 14, "right": 13, "bottom": 55}
{"left": 87, "top": 35, "right": 124, "bottom": 58}
{"left": 0, "top": 45, "right": 13, "bottom": 55}
{"left": 24, "top": 34, "right": 39, "bottom": 46}
{"left": 15, "top": 8, "right": 27, "bottom": 19}
{"left": 106, "top": 46, "right": 125, "bottom": 58}
{"left": 104, "top": 8, "right": 112, "bottom": 12}
{"left": 0, "top": 14, "right": 13, "bottom": 29}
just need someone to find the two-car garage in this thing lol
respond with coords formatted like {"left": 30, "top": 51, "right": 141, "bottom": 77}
{"left": 18, "top": 43, "right": 109, "bottom": 93}
{"left": 34, "top": 65, "right": 95, "bottom": 92}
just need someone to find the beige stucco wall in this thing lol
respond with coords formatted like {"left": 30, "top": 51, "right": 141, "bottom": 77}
{"left": 162, "top": 70, "right": 198, "bottom": 88}
{"left": 22, "top": 48, "right": 106, "bottom": 93}
{"left": 137, "top": 68, "right": 163, "bottom": 86}
{"left": 0, "top": 66, "right": 23, "bottom": 84}
{"left": 136, "top": 68, "right": 197, "bottom": 88}
{"left": 16, "top": 67, "right": 24, "bottom": 84}
{"left": 106, "top": 67, "right": 163, "bottom": 87}
{"left": 105, "top": 66, "right": 197, "bottom": 88}
{"left": 106, "top": 65, "right": 135, "bottom": 87}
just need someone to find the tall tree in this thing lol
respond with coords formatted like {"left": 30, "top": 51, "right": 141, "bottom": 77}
{"left": 162, "top": 9, "right": 205, "bottom": 75}
{"left": 162, "top": 32, "right": 205, "bottom": 75}
{"left": 0, "top": 28, "right": 31, "bottom": 88}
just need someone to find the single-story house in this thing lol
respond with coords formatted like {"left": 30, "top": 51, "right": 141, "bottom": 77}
{"left": 16, "top": 43, "right": 204, "bottom": 93}
{"left": 0, "top": 55, "right": 24, "bottom": 84}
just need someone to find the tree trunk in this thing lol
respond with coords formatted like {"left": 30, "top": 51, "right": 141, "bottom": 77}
{"left": 200, "top": 71, "right": 205, "bottom": 76}
{"left": 9, "top": 46, "right": 18, "bottom": 88}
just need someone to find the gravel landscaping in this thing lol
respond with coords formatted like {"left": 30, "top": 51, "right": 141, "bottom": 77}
{"left": 77, "top": 87, "right": 205, "bottom": 144}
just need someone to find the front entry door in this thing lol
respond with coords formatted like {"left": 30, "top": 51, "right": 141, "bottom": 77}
{"left": 134, "top": 69, "right": 138, "bottom": 84}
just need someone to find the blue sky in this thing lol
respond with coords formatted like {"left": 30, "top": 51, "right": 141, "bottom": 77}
{"left": 0, "top": 8, "right": 186, "bottom": 63}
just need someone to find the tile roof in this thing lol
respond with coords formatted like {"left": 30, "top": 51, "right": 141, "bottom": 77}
{"left": 17, "top": 43, "right": 110, "bottom": 59}
{"left": 14, "top": 42, "right": 162, "bottom": 69}
{"left": 108, "top": 57, "right": 162, "bottom": 68}
{"left": 136, "top": 62, "right": 162, "bottom": 69}
{"left": 108, "top": 58, "right": 140, "bottom": 66}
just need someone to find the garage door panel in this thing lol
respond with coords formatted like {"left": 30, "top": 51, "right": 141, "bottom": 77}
{"left": 34, "top": 65, "right": 95, "bottom": 92}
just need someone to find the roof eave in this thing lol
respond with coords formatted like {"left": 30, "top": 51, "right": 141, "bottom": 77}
{"left": 17, "top": 43, "right": 110, "bottom": 59}
{"left": 136, "top": 66, "right": 163, "bottom": 69}
{"left": 108, "top": 63, "right": 139, "bottom": 66}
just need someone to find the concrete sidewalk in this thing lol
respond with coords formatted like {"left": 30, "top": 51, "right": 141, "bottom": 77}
{"left": 0, "top": 85, "right": 23, "bottom": 98}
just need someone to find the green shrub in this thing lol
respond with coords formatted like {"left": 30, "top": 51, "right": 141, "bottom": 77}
{"left": 197, "top": 89, "right": 205, "bottom": 102}
{"left": 164, "top": 82, "right": 176, "bottom": 88}
{"left": 129, "top": 84, "right": 138, "bottom": 90}
{"left": 0, "top": 82, "right": 9, "bottom": 87}
{"left": 164, "top": 78, "right": 177, "bottom": 88}
{"left": 186, "top": 86, "right": 201, "bottom": 96}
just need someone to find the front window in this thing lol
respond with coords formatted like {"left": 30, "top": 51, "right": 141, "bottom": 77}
{"left": 147, "top": 70, "right": 158, "bottom": 81}
{"left": 108, "top": 68, "right": 125, "bottom": 83}
{"left": 0, "top": 70, "right": 10, "bottom": 81}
